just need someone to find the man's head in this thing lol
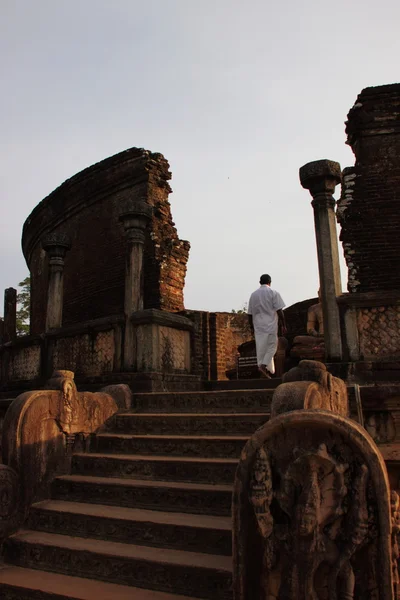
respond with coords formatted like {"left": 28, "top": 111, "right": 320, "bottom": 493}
{"left": 260, "top": 274, "right": 271, "bottom": 285}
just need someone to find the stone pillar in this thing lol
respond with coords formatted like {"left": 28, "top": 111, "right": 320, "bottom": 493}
{"left": 3, "top": 288, "right": 17, "bottom": 342}
{"left": 119, "top": 200, "right": 153, "bottom": 369}
{"left": 300, "top": 159, "right": 343, "bottom": 361}
{"left": 42, "top": 234, "right": 71, "bottom": 331}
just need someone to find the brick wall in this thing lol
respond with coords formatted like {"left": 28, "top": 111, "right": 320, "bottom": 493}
{"left": 22, "top": 148, "right": 190, "bottom": 334}
{"left": 337, "top": 84, "right": 400, "bottom": 294}
{"left": 183, "top": 310, "right": 251, "bottom": 380}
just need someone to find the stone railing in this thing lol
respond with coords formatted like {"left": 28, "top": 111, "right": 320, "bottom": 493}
{"left": 0, "top": 315, "right": 124, "bottom": 391}
{"left": 0, "top": 370, "right": 130, "bottom": 543}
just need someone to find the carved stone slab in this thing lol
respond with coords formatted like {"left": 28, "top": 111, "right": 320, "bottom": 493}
{"left": 233, "top": 410, "right": 393, "bottom": 600}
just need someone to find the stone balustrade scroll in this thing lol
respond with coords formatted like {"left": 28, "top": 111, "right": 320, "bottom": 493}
{"left": 1, "top": 370, "right": 131, "bottom": 524}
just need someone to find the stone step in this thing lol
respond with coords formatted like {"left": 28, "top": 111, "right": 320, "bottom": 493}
{"left": 0, "top": 566, "right": 201, "bottom": 600}
{"left": 204, "top": 378, "right": 281, "bottom": 391}
{"left": 131, "top": 389, "right": 274, "bottom": 413}
{"left": 4, "top": 530, "right": 232, "bottom": 600}
{"left": 72, "top": 453, "right": 238, "bottom": 485}
{"left": 113, "top": 412, "right": 270, "bottom": 435}
{"left": 52, "top": 475, "right": 232, "bottom": 516}
{"left": 96, "top": 433, "right": 249, "bottom": 458}
{"left": 28, "top": 500, "right": 232, "bottom": 556}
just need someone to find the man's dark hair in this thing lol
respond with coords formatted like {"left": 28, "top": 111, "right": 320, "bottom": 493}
{"left": 260, "top": 274, "right": 271, "bottom": 285}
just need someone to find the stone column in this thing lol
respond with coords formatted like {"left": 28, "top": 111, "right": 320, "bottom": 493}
{"left": 300, "top": 159, "right": 343, "bottom": 361}
{"left": 42, "top": 234, "right": 71, "bottom": 331}
{"left": 3, "top": 288, "right": 17, "bottom": 342}
{"left": 119, "top": 200, "right": 153, "bottom": 369}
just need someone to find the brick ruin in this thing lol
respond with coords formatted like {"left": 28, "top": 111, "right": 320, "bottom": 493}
{"left": 0, "top": 85, "right": 400, "bottom": 599}
{"left": 23, "top": 148, "right": 190, "bottom": 334}
{"left": 338, "top": 83, "right": 400, "bottom": 294}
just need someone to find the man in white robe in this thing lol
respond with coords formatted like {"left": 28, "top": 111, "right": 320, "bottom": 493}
{"left": 248, "top": 274, "right": 286, "bottom": 378}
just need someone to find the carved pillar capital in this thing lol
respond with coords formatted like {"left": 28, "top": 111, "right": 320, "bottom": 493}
{"left": 300, "top": 159, "right": 343, "bottom": 361}
{"left": 42, "top": 234, "right": 71, "bottom": 271}
{"left": 119, "top": 200, "right": 153, "bottom": 244}
{"left": 300, "top": 159, "right": 342, "bottom": 199}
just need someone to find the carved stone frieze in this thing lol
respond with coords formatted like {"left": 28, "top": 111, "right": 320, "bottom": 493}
{"left": 28, "top": 507, "right": 231, "bottom": 555}
{"left": 72, "top": 453, "right": 237, "bottom": 484}
{"left": 4, "top": 537, "right": 232, "bottom": 600}
{"left": 52, "top": 476, "right": 232, "bottom": 516}
{"left": 114, "top": 413, "right": 269, "bottom": 435}
{"left": 96, "top": 434, "right": 246, "bottom": 458}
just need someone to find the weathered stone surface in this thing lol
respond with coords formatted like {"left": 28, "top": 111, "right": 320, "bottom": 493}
{"left": 300, "top": 159, "right": 343, "bottom": 360}
{"left": 299, "top": 159, "right": 342, "bottom": 193}
{"left": 1, "top": 371, "right": 120, "bottom": 513}
{"left": 271, "top": 360, "right": 348, "bottom": 417}
{"left": 233, "top": 409, "right": 393, "bottom": 600}
{"left": 3, "top": 288, "right": 17, "bottom": 343}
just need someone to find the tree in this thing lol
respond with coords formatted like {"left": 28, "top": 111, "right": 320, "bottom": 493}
{"left": 231, "top": 303, "right": 248, "bottom": 315}
{"left": 16, "top": 276, "right": 30, "bottom": 336}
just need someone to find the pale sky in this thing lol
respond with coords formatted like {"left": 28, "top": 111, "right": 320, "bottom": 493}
{"left": 1, "top": 0, "right": 399, "bottom": 315}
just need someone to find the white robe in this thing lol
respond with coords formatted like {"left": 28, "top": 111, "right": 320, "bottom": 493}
{"left": 254, "top": 332, "right": 278, "bottom": 373}
{"left": 248, "top": 284, "right": 285, "bottom": 372}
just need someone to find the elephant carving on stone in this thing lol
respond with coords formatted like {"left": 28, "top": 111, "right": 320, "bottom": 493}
{"left": 271, "top": 360, "right": 348, "bottom": 418}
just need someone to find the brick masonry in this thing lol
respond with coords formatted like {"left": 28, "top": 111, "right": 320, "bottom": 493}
{"left": 22, "top": 148, "right": 190, "bottom": 334}
{"left": 337, "top": 83, "right": 400, "bottom": 293}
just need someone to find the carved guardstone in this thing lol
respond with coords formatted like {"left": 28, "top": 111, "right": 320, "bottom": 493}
{"left": 233, "top": 360, "right": 394, "bottom": 600}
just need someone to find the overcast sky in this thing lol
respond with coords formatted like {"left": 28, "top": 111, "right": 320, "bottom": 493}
{"left": 1, "top": 0, "right": 399, "bottom": 315}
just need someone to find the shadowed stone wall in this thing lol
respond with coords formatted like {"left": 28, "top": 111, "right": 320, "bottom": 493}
{"left": 338, "top": 83, "right": 400, "bottom": 293}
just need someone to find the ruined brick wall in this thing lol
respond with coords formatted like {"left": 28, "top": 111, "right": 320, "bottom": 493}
{"left": 144, "top": 155, "right": 190, "bottom": 311}
{"left": 183, "top": 311, "right": 251, "bottom": 380}
{"left": 22, "top": 148, "right": 189, "bottom": 334}
{"left": 214, "top": 313, "right": 252, "bottom": 377}
{"left": 337, "top": 84, "right": 400, "bottom": 293}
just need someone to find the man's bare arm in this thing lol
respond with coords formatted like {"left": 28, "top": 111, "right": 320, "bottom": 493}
{"left": 277, "top": 309, "right": 287, "bottom": 335}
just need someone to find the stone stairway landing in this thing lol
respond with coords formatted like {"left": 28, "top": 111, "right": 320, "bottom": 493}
{"left": 0, "top": 385, "right": 277, "bottom": 599}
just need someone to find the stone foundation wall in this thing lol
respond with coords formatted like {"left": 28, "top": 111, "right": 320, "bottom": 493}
{"left": 51, "top": 330, "right": 115, "bottom": 377}
{"left": 0, "top": 316, "right": 123, "bottom": 389}
{"left": 1, "top": 343, "right": 41, "bottom": 382}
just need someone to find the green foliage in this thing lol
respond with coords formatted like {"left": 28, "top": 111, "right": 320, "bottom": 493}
{"left": 16, "top": 276, "right": 30, "bottom": 336}
{"left": 231, "top": 303, "right": 248, "bottom": 315}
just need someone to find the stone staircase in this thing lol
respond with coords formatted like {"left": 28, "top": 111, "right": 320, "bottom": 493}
{"left": 0, "top": 387, "right": 275, "bottom": 599}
